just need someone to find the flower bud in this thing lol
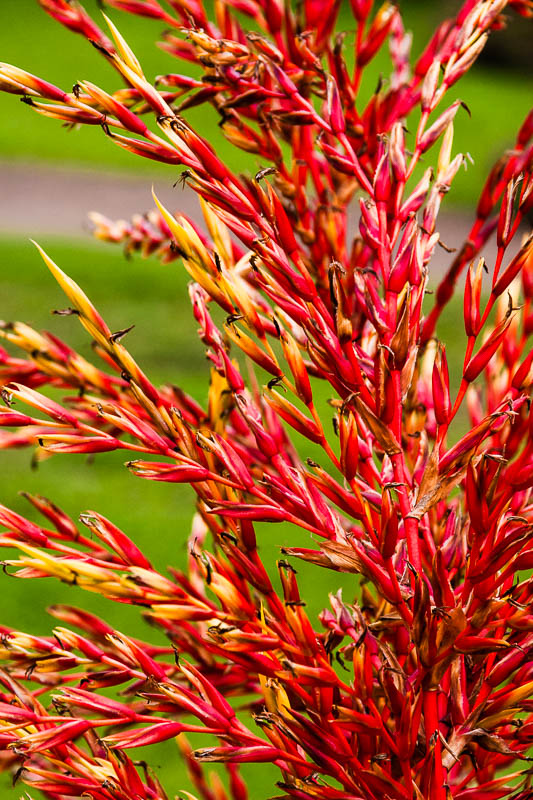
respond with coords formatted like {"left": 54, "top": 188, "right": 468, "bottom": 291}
{"left": 380, "top": 488, "right": 398, "bottom": 558}
{"left": 464, "top": 258, "right": 484, "bottom": 336}
{"left": 389, "top": 121, "right": 406, "bottom": 182}
{"left": 437, "top": 121, "right": 454, "bottom": 177}
{"left": 421, "top": 60, "right": 440, "bottom": 112}
{"left": 3, "top": 382, "right": 78, "bottom": 426}
{"left": 126, "top": 460, "right": 212, "bottom": 483}
{"left": 444, "top": 33, "right": 488, "bottom": 88}
{"left": 0, "top": 63, "right": 71, "bottom": 102}
{"left": 194, "top": 745, "right": 285, "bottom": 763}
{"left": 399, "top": 168, "right": 433, "bottom": 218}
{"left": 79, "top": 81, "right": 149, "bottom": 137}
{"left": 265, "top": 389, "right": 322, "bottom": 443}
{"left": 326, "top": 75, "right": 345, "bottom": 135}
{"left": 518, "top": 108, "right": 533, "bottom": 147}
{"left": 390, "top": 291, "right": 410, "bottom": 369}
{"left": 350, "top": 0, "right": 372, "bottom": 22}
{"left": 357, "top": 2, "right": 397, "bottom": 66}
{"left": 280, "top": 331, "right": 313, "bottom": 405}
{"left": 339, "top": 411, "right": 359, "bottom": 481}
{"left": 511, "top": 349, "right": 533, "bottom": 391}
{"left": 432, "top": 344, "right": 450, "bottom": 425}
{"left": 104, "top": 721, "right": 187, "bottom": 750}
{"left": 225, "top": 323, "right": 281, "bottom": 378}
{"left": 373, "top": 149, "right": 390, "bottom": 203}
{"left": 419, "top": 101, "right": 460, "bottom": 153}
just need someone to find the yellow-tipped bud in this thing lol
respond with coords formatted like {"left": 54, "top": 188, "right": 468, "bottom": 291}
{"left": 152, "top": 191, "right": 195, "bottom": 258}
{"left": 102, "top": 14, "right": 144, "bottom": 78}
{"left": 31, "top": 241, "right": 112, "bottom": 348}
{"left": 437, "top": 122, "right": 454, "bottom": 178}
{"left": 200, "top": 197, "right": 233, "bottom": 264}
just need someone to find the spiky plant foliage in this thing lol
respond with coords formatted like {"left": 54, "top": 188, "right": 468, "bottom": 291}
{"left": 0, "top": 1, "right": 533, "bottom": 798}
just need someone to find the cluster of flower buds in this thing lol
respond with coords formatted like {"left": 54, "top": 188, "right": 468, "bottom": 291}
{"left": 0, "top": 0, "right": 532, "bottom": 798}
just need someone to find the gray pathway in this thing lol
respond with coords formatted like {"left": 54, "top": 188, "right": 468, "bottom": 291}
{"left": 0, "top": 161, "right": 199, "bottom": 236}
{"left": 0, "top": 161, "right": 525, "bottom": 284}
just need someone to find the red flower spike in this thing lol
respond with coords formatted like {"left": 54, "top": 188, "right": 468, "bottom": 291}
{"left": 0, "top": 2, "right": 532, "bottom": 799}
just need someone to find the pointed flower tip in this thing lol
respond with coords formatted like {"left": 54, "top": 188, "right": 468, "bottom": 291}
{"left": 29, "top": 239, "right": 73, "bottom": 290}
{"left": 101, "top": 12, "right": 144, "bottom": 78}
{"left": 151, "top": 190, "right": 190, "bottom": 254}
{"left": 28, "top": 241, "right": 112, "bottom": 344}
{"left": 152, "top": 188, "right": 171, "bottom": 226}
{"left": 30, "top": 239, "right": 60, "bottom": 276}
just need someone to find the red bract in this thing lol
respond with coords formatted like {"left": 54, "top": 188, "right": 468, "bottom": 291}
{"left": 0, "top": 1, "right": 532, "bottom": 799}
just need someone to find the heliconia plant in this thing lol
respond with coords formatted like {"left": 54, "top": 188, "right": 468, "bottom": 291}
{"left": 1, "top": 0, "right": 533, "bottom": 798}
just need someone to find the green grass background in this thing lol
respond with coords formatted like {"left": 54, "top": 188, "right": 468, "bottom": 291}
{"left": 0, "top": 0, "right": 530, "bottom": 796}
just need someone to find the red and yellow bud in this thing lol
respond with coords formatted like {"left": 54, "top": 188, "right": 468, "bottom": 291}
{"left": 280, "top": 331, "right": 313, "bottom": 406}
{"left": 339, "top": 410, "right": 359, "bottom": 481}
{"left": 464, "top": 258, "right": 484, "bottom": 337}
{"left": 432, "top": 344, "right": 450, "bottom": 426}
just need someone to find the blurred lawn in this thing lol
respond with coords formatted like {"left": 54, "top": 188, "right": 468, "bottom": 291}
{"left": 0, "top": 1, "right": 532, "bottom": 205}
